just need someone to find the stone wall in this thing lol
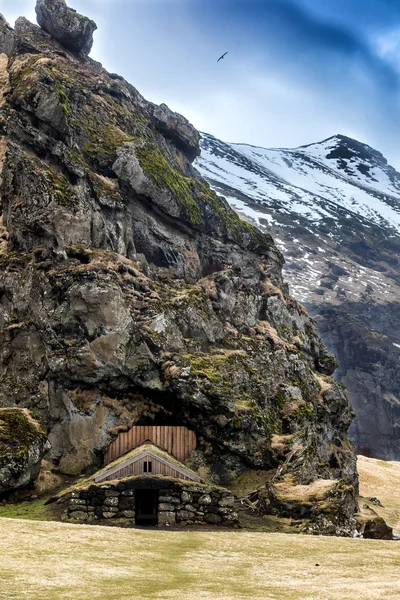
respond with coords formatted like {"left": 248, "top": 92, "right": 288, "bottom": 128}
{"left": 65, "top": 477, "right": 239, "bottom": 527}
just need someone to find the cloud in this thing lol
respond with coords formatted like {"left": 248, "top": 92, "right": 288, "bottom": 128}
{"left": 371, "top": 27, "right": 400, "bottom": 72}
{"left": 132, "top": 0, "right": 400, "bottom": 164}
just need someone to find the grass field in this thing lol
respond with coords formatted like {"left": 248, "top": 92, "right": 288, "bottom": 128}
{"left": 1, "top": 518, "right": 400, "bottom": 600}
{"left": 1, "top": 455, "right": 400, "bottom": 599}
{"left": 358, "top": 455, "right": 400, "bottom": 534}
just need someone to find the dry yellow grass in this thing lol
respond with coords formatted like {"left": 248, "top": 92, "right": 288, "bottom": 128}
{"left": 273, "top": 477, "right": 337, "bottom": 502}
{"left": 34, "top": 461, "right": 63, "bottom": 495}
{"left": 357, "top": 455, "right": 400, "bottom": 534}
{"left": 1, "top": 518, "right": 400, "bottom": 600}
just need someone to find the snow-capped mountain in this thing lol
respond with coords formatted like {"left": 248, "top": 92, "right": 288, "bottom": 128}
{"left": 195, "top": 133, "right": 400, "bottom": 460}
{"left": 200, "top": 133, "right": 400, "bottom": 230}
{"left": 196, "top": 133, "right": 400, "bottom": 306}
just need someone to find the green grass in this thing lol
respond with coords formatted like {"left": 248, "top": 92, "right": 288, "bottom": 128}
{"left": 0, "top": 495, "right": 58, "bottom": 521}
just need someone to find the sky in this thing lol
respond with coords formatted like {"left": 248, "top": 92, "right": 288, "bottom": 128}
{"left": 2, "top": 0, "right": 400, "bottom": 167}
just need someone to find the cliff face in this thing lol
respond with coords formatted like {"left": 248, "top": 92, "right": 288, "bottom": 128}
{"left": 311, "top": 304, "right": 400, "bottom": 459}
{"left": 197, "top": 133, "right": 400, "bottom": 462}
{"left": 0, "top": 4, "right": 357, "bottom": 532}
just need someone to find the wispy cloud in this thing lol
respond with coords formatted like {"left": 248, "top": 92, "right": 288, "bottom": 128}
{"left": 371, "top": 27, "right": 400, "bottom": 72}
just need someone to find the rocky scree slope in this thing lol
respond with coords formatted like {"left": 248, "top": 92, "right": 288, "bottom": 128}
{"left": 197, "top": 133, "right": 400, "bottom": 460}
{"left": 0, "top": 2, "right": 357, "bottom": 533}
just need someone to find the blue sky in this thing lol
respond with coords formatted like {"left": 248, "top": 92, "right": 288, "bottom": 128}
{"left": 2, "top": 0, "right": 400, "bottom": 167}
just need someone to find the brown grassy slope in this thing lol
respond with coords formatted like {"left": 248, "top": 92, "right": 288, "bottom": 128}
{"left": 1, "top": 518, "right": 400, "bottom": 600}
{"left": 357, "top": 455, "right": 400, "bottom": 534}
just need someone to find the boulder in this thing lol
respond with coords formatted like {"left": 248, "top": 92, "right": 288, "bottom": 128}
{"left": 148, "top": 102, "right": 201, "bottom": 161}
{"left": 258, "top": 478, "right": 358, "bottom": 536}
{"left": 35, "top": 0, "right": 97, "bottom": 55}
{"left": 0, "top": 408, "right": 49, "bottom": 494}
{"left": 205, "top": 513, "right": 222, "bottom": 524}
{"left": 363, "top": 517, "right": 393, "bottom": 540}
{"left": 158, "top": 511, "right": 176, "bottom": 526}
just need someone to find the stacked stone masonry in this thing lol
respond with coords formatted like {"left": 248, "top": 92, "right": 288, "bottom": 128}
{"left": 66, "top": 478, "right": 239, "bottom": 527}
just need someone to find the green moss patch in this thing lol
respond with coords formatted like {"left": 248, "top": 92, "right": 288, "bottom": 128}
{"left": 10, "top": 57, "right": 42, "bottom": 102}
{"left": 181, "top": 349, "right": 247, "bottom": 389}
{"left": 0, "top": 408, "right": 47, "bottom": 465}
{"left": 0, "top": 495, "right": 58, "bottom": 521}
{"left": 195, "top": 180, "right": 271, "bottom": 250}
{"left": 136, "top": 144, "right": 202, "bottom": 225}
{"left": 82, "top": 116, "right": 134, "bottom": 169}
{"left": 45, "top": 170, "right": 77, "bottom": 207}
{"left": 136, "top": 141, "right": 273, "bottom": 251}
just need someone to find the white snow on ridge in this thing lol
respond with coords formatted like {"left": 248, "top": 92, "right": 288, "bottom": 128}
{"left": 196, "top": 134, "right": 400, "bottom": 233}
{"left": 295, "top": 137, "right": 400, "bottom": 197}
{"left": 231, "top": 142, "right": 400, "bottom": 231}
{"left": 223, "top": 196, "right": 275, "bottom": 226}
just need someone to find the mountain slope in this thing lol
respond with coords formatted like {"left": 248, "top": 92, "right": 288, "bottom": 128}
{"left": 196, "top": 133, "right": 400, "bottom": 459}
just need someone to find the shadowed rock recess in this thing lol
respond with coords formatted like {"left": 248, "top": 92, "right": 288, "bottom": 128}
{"left": 0, "top": 2, "right": 359, "bottom": 534}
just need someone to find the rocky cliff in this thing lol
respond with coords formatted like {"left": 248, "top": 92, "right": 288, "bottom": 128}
{"left": 312, "top": 304, "right": 400, "bottom": 459}
{"left": 0, "top": 1, "right": 358, "bottom": 533}
{"left": 0, "top": 407, "right": 48, "bottom": 493}
{"left": 197, "top": 133, "right": 400, "bottom": 461}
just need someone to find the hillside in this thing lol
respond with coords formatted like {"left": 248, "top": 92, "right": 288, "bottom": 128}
{"left": 196, "top": 133, "right": 400, "bottom": 459}
{"left": 0, "top": 0, "right": 362, "bottom": 534}
{"left": 358, "top": 455, "right": 400, "bottom": 534}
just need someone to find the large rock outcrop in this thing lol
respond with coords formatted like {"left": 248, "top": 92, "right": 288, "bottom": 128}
{"left": 0, "top": 408, "right": 49, "bottom": 493}
{"left": 35, "top": 0, "right": 96, "bottom": 55}
{"left": 0, "top": 3, "right": 358, "bottom": 533}
{"left": 147, "top": 103, "right": 201, "bottom": 161}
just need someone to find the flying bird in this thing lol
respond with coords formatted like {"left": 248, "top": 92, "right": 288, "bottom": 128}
{"left": 217, "top": 52, "right": 228, "bottom": 62}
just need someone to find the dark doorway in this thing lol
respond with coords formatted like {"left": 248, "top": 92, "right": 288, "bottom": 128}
{"left": 135, "top": 490, "right": 159, "bottom": 525}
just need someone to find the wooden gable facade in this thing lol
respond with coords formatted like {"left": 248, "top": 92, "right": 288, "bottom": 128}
{"left": 95, "top": 443, "right": 201, "bottom": 484}
{"left": 104, "top": 425, "right": 197, "bottom": 465}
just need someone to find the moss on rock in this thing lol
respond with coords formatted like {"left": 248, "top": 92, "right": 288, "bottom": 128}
{"left": 136, "top": 143, "right": 202, "bottom": 225}
{"left": 0, "top": 408, "right": 49, "bottom": 494}
{"left": 0, "top": 408, "right": 47, "bottom": 464}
